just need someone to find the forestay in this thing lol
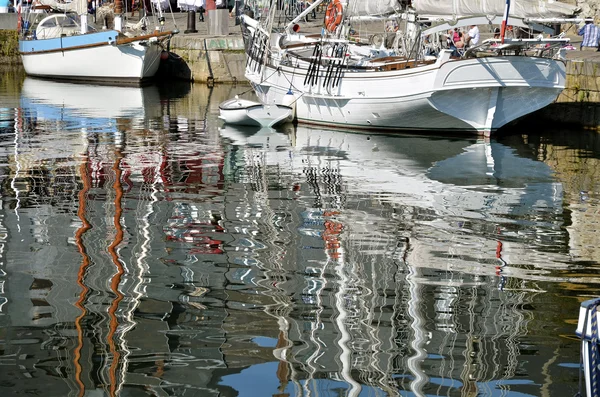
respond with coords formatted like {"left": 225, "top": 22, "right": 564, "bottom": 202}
{"left": 412, "top": 0, "right": 578, "bottom": 18}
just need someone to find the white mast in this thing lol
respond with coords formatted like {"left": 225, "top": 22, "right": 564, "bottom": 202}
{"left": 114, "top": 0, "right": 123, "bottom": 32}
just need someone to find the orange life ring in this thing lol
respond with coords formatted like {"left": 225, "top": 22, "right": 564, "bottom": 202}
{"left": 324, "top": 0, "right": 343, "bottom": 33}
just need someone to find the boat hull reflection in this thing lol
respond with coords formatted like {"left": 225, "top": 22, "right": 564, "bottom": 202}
{"left": 0, "top": 90, "right": 588, "bottom": 397}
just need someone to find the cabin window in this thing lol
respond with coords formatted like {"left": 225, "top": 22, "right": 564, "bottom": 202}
{"left": 59, "top": 17, "right": 78, "bottom": 28}
{"left": 40, "top": 18, "right": 57, "bottom": 28}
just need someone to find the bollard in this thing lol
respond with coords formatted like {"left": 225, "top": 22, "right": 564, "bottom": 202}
{"left": 184, "top": 10, "right": 198, "bottom": 34}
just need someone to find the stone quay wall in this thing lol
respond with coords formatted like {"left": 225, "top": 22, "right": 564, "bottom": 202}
{"left": 159, "top": 36, "right": 246, "bottom": 84}
{"left": 532, "top": 53, "right": 600, "bottom": 130}
{"left": 0, "top": 14, "right": 19, "bottom": 66}
{"left": 561, "top": 55, "right": 600, "bottom": 103}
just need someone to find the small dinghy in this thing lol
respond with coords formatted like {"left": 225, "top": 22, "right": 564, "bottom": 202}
{"left": 219, "top": 97, "right": 293, "bottom": 128}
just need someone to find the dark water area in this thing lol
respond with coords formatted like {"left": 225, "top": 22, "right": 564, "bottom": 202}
{"left": 1, "top": 68, "right": 600, "bottom": 397}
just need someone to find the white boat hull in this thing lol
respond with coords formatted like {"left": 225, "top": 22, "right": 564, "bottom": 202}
{"left": 20, "top": 31, "right": 162, "bottom": 83}
{"left": 247, "top": 54, "right": 565, "bottom": 133}
{"left": 20, "top": 37, "right": 164, "bottom": 83}
{"left": 219, "top": 98, "right": 293, "bottom": 127}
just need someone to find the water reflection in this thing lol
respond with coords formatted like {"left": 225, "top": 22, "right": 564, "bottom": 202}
{"left": 217, "top": 123, "right": 577, "bottom": 397}
{"left": 0, "top": 75, "right": 596, "bottom": 396}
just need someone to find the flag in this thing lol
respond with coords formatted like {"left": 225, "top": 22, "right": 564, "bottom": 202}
{"left": 500, "top": 0, "right": 510, "bottom": 44}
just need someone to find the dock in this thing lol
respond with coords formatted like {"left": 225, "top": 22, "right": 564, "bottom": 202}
{"left": 155, "top": 9, "right": 325, "bottom": 83}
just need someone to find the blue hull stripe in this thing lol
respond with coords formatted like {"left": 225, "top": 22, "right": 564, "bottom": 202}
{"left": 19, "top": 30, "right": 120, "bottom": 53}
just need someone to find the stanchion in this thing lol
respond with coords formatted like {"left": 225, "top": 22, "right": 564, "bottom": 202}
{"left": 184, "top": 10, "right": 197, "bottom": 34}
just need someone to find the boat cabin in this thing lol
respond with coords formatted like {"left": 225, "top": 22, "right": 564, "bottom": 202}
{"left": 35, "top": 14, "right": 80, "bottom": 39}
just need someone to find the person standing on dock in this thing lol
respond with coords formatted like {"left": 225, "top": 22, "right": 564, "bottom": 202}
{"left": 198, "top": 0, "right": 205, "bottom": 21}
{"left": 464, "top": 24, "right": 480, "bottom": 48}
{"left": 578, "top": 18, "right": 600, "bottom": 52}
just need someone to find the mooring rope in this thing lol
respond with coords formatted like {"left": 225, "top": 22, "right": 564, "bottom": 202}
{"left": 234, "top": 68, "right": 281, "bottom": 98}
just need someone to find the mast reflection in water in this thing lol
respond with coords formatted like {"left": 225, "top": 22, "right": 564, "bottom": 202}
{"left": 0, "top": 74, "right": 598, "bottom": 397}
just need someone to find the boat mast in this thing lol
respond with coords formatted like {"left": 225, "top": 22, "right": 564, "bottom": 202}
{"left": 80, "top": 0, "right": 89, "bottom": 34}
{"left": 285, "top": 0, "right": 323, "bottom": 34}
{"left": 114, "top": 0, "right": 123, "bottom": 32}
{"left": 405, "top": 8, "right": 421, "bottom": 61}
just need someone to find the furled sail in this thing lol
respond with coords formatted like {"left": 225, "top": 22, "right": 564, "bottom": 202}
{"left": 411, "top": 0, "right": 578, "bottom": 18}
{"left": 345, "top": 0, "right": 403, "bottom": 17}
{"left": 38, "top": 0, "right": 87, "bottom": 14}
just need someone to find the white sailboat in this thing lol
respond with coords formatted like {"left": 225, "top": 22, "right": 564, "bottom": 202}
{"left": 240, "top": 0, "right": 579, "bottom": 135}
{"left": 17, "top": 0, "right": 176, "bottom": 83}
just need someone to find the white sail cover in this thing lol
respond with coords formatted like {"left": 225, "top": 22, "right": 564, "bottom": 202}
{"left": 412, "top": 0, "right": 578, "bottom": 18}
{"left": 38, "top": 0, "right": 87, "bottom": 14}
{"left": 346, "top": 0, "right": 402, "bottom": 17}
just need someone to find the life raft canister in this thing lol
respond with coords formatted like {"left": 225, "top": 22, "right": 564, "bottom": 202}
{"left": 324, "top": 0, "right": 343, "bottom": 33}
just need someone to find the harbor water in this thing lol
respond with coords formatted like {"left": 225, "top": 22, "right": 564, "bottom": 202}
{"left": 0, "top": 67, "right": 599, "bottom": 396}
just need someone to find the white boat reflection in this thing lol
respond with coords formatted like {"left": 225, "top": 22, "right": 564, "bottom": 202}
{"left": 218, "top": 124, "right": 580, "bottom": 397}
{"left": 284, "top": 127, "right": 560, "bottom": 219}
{"left": 296, "top": 127, "right": 576, "bottom": 280}
{"left": 219, "top": 124, "right": 292, "bottom": 149}
{"left": 1, "top": 85, "right": 590, "bottom": 397}
{"left": 221, "top": 124, "right": 588, "bottom": 283}
{"left": 20, "top": 77, "right": 161, "bottom": 130}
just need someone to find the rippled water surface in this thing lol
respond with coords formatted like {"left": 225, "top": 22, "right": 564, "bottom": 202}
{"left": 1, "top": 68, "right": 600, "bottom": 397}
